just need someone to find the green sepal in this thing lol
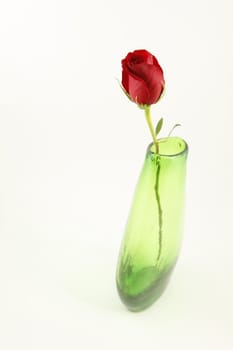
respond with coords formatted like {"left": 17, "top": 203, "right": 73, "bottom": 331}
{"left": 118, "top": 82, "right": 132, "bottom": 102}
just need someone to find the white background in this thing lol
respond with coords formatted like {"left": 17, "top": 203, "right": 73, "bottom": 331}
{"left": 0, "top": 0, "right": 233, "bottom": 349}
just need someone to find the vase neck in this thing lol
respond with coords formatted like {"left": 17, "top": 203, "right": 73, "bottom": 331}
{"left": 147, "top": 137, "right": 188, "bottom": 159}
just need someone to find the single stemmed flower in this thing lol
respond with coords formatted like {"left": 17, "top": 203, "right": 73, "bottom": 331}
{"left": 120, "top": 49, "right": 166, "bottom": 263}
{"left": 121, "top": 49, "right": 165, "bottom": 154}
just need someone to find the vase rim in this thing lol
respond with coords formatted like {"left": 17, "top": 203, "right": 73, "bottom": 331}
{"left": 148, "top": 137, "right": 188, "bottom": 158}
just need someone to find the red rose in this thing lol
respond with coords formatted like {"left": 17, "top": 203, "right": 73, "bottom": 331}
{"left": 121, "top": 49, "right": 165, "bottom": 106}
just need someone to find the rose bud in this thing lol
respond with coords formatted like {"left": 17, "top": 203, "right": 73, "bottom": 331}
{"left": 121, "top": 49, "right": 165, "bottom": 106}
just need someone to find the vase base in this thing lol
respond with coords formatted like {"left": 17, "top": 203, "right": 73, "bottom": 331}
{"left": 117, "top": 264, "right": 175, "bottom": 312}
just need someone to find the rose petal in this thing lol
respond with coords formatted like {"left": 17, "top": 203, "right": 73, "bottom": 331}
{"left": 122, "top": 68, "right": 150, "bottom": 105}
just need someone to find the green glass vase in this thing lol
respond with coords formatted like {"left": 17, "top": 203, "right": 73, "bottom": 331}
{"left": 116, "top": 137, "right": 188, "bottom": 311}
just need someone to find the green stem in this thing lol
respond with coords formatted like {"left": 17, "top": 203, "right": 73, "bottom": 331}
{"left": 144, "top": 106, "right": 163, "bottom": 264}
{"left": 144, "top": 106, "right": 159, "bottom": 154}
{"left": 155, "top": 156, "right": 163, "bottom": 263}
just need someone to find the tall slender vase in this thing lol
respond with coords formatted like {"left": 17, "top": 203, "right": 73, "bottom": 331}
{"left": 116, "top": 137, "right": 188, "bottom": 311}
